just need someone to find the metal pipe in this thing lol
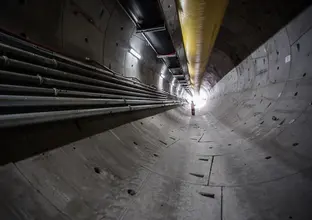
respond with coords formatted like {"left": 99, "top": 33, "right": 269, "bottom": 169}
{"left": 0, "top": 70, "right": 165, "bottom": 99}
{"left": 0, "top": 32, "right": 175, "bottom": 96}
{"left": 0, "top": 31, "right": 184, "bottom": 127}
{"left": 0, "top": 103, "right": 179, "bottom": 128}
{"left": 0, "top": 56, "right": 168, "bottom": 98}
{"left": 0, "top": 95, "right": 179, "bottom": 107}
{"left": 176, "top": 0, "right": 228, "bottom": 90}
{"left": 0, "top": 84, "right": 168, "bottom": 101}
{"left": 0, "top": 42, "right": 176, "bottom": 97}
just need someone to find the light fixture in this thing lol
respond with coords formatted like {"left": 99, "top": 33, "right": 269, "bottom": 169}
{"left": 129, "top": 48, "right": 141, "bottom": 60}
{"left": 158, "top": 75, "right": 164, "bottom": 90}
{"left": 170, "top": 82, "right": 174, "bottom": 94}
{"left": 160, "top": 65, "right": 166, "bottom": 78}
{"left": 177, "top": 84, "right": 181, "bottom": 92}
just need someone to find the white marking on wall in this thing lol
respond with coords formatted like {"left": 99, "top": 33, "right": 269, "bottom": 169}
{"left": 285, "top": 55, "right": 291, "bottom": 63}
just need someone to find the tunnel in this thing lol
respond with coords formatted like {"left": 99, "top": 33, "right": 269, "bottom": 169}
{"left": 1, "top": 0, "right": 312, "bottom": 219}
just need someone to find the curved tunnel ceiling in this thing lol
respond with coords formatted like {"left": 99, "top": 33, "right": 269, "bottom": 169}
{"left": 1, "top": 0, "right": 312, "bottom": 219}
{"left": 203, "top": 0, "right": 312, "bottom": 88}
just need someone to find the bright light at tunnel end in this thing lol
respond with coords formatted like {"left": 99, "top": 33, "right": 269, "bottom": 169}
{"left": 187, "top": 88, "right": 208, "bottom": 109}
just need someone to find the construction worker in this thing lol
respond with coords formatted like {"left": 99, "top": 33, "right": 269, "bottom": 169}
{"left": 191, "top": 101, "right": 195, "bottom": 115}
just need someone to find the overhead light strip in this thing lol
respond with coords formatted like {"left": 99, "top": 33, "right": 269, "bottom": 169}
{"left": 129, "top": 48, "right": 141, "bottom": 60}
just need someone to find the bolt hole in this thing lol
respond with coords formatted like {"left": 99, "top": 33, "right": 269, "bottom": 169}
{"left": 228, "top": 144, "right": 231, "bottom": 146}
{"left": 94, "top": 167, "right": 101, "bottom": 174}
{"left": 289, "top": 216, "right": 293, "bottom": 219}
{"left": 120, "top": 26, "right": 124, "bottom": 30}
{"left": 84, "top": 37, "right": 88, "bottom": 43}
{"left": 116, "top": 42, "right": 118, "bottom": 46}
{"left": 127, "top": 189, "right": 136, "bottom": 196}
{"left": 277, "top": 66, "right": 279, "bottom": 70}
{"left": 198, "top": 192, "right": 215, "bottom": 198}
{"left": 199, "top": 158, "right": 209, "bottom": 161}
{"left": 272, "top": 116, "right": 278, "bottom": 121}
{"left": 265, "top": 156, "right": 272, "bottom": 160}
{"left": 279, "top": 119, "right": 286, "bottom": 125}
{"left": 292, "top": 143, "right": 299, "bottom": 146}
{"left": 73, "top": 147, "right": 76, "bottom": 150}
{"left": 294, "top": 92, "right": 298, "bottom": 96}
{"left": 303, "top": 73, "right": 306, "bottom": 77}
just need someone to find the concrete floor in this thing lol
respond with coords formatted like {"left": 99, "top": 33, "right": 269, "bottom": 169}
{"left": 1, "top": 105, "right": 312, "bottom": 219}
{"left": 1, "top": 2, "right": 312, "bottom": 220}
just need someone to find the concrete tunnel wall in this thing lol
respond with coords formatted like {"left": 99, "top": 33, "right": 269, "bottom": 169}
{"left": 0, "top": 0, "right": 177, "bottom": 94}
{"left": 0, "top": 0, "right": 185, "bottom": 164}
{"left": 1, "top": 3, "right": 312, "bottom": 220}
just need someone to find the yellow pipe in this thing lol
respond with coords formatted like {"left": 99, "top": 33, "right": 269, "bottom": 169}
{"left": 176, "top": 0, "right": 228, "bottom": 91}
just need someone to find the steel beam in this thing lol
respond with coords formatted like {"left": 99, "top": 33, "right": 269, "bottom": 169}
{"left": 157, "top": 53, "right": 176, "bottom": 59}
{"left": 169, "top": 67, "right": 181, "bottom": 71}
{"left": 173, "top": 74, "right": 184, "bottom": 77}
{"left": 136, "top": 25, "right": 166, "bottom": 34}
